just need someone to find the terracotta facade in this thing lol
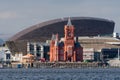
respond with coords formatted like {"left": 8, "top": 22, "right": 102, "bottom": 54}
{"left": 50, "top": 19, "right": 83, "bottom": 62}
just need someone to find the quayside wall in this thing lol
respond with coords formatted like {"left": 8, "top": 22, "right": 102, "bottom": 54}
{"left": 33, "top": 62, "right": 104, "bottom": 68}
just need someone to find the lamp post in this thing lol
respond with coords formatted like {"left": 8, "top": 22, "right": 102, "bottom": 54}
{"left": 118, "top": 48, "right": 120, "bottom": 60}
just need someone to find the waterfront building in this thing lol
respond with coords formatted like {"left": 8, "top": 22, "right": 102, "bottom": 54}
{"left": 101, "top": 48, "right": 119, "bottom": 61}
{"left": 5, "top": 17, "right": 120, "bottom": 62}
{"left": 4, "top": 50, "right": 11, "bottom": 64}
{"left": 78, "top": 36, "right": 120, "bottom": 61}
{"left": 83, "top": 48, "right": 94, "bottom": 61}
{"left": 22, "top": 53, "right": 35, "bottom": 67}
{"left": 12, "top": 52, "right": 23, "bottom": 62}
{"left": 49, "top": 18, "right": 83, "bottom": 62}
{"left": 27, "top": 42, "right": 49, "bottom": 61}
{"left": 0, "top": 45, "right": 12, "bottom": 64}
{"left": 6, "top": 17, "right": 114, "bottom": 56}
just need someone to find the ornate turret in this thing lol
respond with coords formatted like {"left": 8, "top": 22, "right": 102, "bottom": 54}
{"left": 54, "top": 34, "right": 59, "bottom": 46}
{"left": 67, "top": 17, "right": 72, "bottom": 26}
{"left": 51, "top": 34, "right": 55, "bottom": 40}
{"left": 64, "top": 17, "right": 74, "bottom": 40}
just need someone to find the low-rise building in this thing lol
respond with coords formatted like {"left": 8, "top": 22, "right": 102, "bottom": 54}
{"left": 83, "top": 48, "right": 94, "bottom": 61}
{"left": 27, "top": 42, "right": 49, "bottom": 61}
{"left": 78, "top": 36, "right": 120, "bottom": 61}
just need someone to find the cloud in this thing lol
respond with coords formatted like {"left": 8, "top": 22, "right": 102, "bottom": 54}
{"left": 0, "top": 12, "right": 17, "bottom": 19}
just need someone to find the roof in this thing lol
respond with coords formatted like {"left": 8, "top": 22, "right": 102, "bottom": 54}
{"left": 9, "top": 17, "right": 115, "bottom": 41}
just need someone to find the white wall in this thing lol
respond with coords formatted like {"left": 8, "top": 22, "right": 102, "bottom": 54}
{"left": 83, "top": 48, "right": 94, "bottom": 60}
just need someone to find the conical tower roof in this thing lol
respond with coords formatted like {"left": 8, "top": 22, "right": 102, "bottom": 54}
{"left": 67, "top": 17, "right": 72, "bottom": 26}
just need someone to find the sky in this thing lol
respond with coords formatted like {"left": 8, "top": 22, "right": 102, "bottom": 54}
{"left": 0, "top": 0, "right": 120, "bottom": 40}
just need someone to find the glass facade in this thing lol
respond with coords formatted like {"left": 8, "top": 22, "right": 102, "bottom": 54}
{"left": 36, "top": 44, "right": 41, "bottom": 57}
{"left": 101, "top": 48, "right": 118, "bottom": 60}
{"left": 28, "top": 42, "right": 49, "bottom": 60}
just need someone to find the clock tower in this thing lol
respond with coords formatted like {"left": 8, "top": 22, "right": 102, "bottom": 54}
{"left": 64, "top": 18, "right": 75, "bottom": 61}
{"left": 49, "top": 18, "right": 83, "bottom": 62}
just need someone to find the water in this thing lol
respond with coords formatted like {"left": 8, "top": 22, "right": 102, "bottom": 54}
{"left": 0, "top": 68, "right": 120, "bottom": 80}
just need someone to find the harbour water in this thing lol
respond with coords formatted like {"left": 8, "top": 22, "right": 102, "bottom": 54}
{"left": 0, "top": 68, "right": 120, "bottom": 80}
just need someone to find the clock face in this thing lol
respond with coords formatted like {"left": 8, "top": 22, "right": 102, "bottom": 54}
{"left": 67, "top": 31, "right": 71, "bottom": 37}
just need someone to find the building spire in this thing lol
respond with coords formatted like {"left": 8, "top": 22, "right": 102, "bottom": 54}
{"left": 54, "top": 34, "right": 59, "bottom": 46}
{"left": 51, "top": 34, "right": 55, "bottom": 40}
{"left": 67, "top": 17, "right": 72, "bottom": 26}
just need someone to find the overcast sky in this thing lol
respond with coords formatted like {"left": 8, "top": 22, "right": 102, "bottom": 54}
{"left": 0, "top": 0, "right": 120, "bottom": 40}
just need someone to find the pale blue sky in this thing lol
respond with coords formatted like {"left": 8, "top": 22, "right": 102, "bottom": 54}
{"left": 0, "top": 0, "right": 120, "bottom": 40}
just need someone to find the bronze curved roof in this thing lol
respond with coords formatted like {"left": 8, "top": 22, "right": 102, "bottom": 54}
{"left": 9, "top": 17, "right": 115, "bottom": 41}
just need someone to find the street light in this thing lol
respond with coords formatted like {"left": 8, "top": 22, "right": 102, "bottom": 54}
{"left": 118, "top": 48, "right": 120, "bottom": 60}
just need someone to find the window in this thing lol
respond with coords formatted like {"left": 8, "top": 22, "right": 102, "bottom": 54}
{"left": 6, "top": 54, "right": 10, "bottom": 59}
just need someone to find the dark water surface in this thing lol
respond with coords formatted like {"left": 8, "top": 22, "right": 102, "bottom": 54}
{"left": 0, "top": 68, "right": 120, "bottom": 80}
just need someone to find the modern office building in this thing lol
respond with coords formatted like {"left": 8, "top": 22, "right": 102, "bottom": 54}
{"left": 78, "top": 36, "right": 120, "bottom": 61}
{"left": 101, "top": 48, "right": 119, "bottom": 61}
{"left": 27, "top": 42, "right": 49, "bottom": 61}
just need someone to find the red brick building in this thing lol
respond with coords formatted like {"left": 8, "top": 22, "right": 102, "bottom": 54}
{"left": 50, "top": 18, "right": 83, "bottom": 62}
